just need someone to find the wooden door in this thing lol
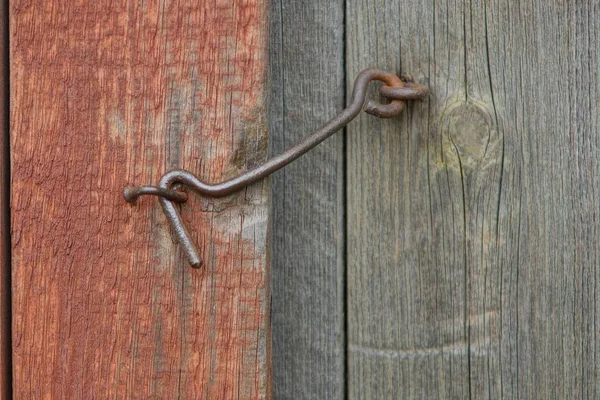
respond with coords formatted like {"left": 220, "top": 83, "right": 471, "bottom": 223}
{"left": 271, "top": 0, "right": 600, "bottom": 399}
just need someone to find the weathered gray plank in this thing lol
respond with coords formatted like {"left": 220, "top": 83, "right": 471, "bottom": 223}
{"left": 269, "top": 0, "right": 345, "bottom": 398}
{"left": 347, "top": 0, "right": 599, "bottom": 398}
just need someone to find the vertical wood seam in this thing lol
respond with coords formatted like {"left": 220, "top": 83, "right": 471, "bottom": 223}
{"left": 0, "top": 0, "right": 10, "bottom": 397}
{"left": 342, "top": 2, "right": 349, "bottom": 399}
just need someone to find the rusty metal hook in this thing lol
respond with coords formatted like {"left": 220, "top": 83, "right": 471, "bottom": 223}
{"left": 124, "top": 68, "right": 428, "bottom": 268}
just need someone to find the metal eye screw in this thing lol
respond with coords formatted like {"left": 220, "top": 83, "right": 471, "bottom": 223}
{"left": 124, "top": 68, "right": 429, "bottom": 268}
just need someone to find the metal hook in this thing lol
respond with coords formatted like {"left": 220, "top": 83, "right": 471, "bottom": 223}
{"left": 124, "top": 68, "right": 429, "bottom": 268}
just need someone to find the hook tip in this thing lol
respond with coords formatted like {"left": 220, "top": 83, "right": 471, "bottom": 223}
{"left": 123, "top": 186, "right": 140, "bottom": 203}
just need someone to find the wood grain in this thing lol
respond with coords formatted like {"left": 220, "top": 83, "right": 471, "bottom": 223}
{"left": 269, "top": 0, "right": 345, "bottom": 398}
{"left": 11, "top": 1, "right": 271, "bottom": 398}
{"left": 0, "top": 0, "right": 9, "bottom": 397}
{"left": 347, "top": 0, "right": 599, "bottom": 398}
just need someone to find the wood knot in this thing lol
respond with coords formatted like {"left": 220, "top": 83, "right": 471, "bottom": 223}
{"left": 439, "top": 98, "right": 499, "bottom": 171}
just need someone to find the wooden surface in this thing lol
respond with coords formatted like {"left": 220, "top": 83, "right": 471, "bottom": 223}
{"left": 11, "top": 1, "right": 271, "bottom": 398}
{"left": 7, "top": 0, "right": 600, "bottom": 397}
{"left": 0, "top": 0, "right": 9, "bottom": 398}
{"left": 346, "top": 0, "right": 600, "bottom": 398}
{"left": 269, "top": 0, "right": 345, "bottom": 398}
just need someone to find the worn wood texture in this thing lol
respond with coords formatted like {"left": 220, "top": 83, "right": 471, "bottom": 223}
{"left": 269, "top": 0, "right": 345, "bottom": 398}
{"left": 347, "top": 0, "right": 599, "bottom": 398}
{"left": 0, "top": 0, "right": 9, "bottom": 397}
{"left": 11, "top": 1, "right": 271, "bottom": 398}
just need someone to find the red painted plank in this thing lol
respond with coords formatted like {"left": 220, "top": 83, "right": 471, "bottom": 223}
{"left": 0, "top": 0, "right": 10, "bottom": 397}
{"left": 10, "top": 1, "right": 270, "bottom": 398}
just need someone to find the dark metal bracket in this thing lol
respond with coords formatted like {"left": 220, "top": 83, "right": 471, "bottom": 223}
{"left": 124, "top": 68, "right": 429, "bottom": 268}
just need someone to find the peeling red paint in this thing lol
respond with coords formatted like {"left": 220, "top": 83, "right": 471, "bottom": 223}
{"left": 11, "top": 1, "right": 270, "bottom": 398}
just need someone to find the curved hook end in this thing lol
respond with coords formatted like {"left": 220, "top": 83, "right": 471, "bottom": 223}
{"left": 123, "top": 186, "right": 140, "bottom": 203}
{"left": 123, "top": 185, "right": 189, "bottom": 203}
{"left": 363, "top": 99, "right": 405, "bottom": 118}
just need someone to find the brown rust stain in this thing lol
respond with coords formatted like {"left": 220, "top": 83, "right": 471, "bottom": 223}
{"left": 231, "top": 103, "right": 269, "bottom": 171}
{"left": 11, "top": 0, "right": 270, "bottom": 398}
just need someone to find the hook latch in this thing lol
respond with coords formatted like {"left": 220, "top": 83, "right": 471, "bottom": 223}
{"left": 124, "top": 68, "right": 429, "bottom": 268}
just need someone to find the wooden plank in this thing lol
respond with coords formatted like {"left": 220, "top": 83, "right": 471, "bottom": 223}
{"left": 347, "top": 0, "right": 599, "bottom": 398}
{"left": 0, "top": 0, "right": 10, "bottom": 397}
{"left": 11, "top": 1, "right": 270, "bottom": 398}
{"left": 269, "top": 0, "right": 345, "bottom": 398}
